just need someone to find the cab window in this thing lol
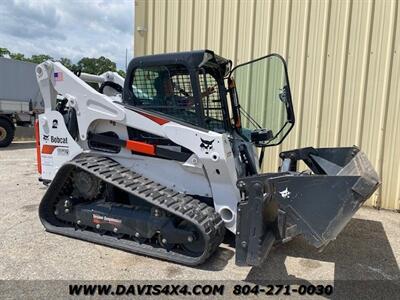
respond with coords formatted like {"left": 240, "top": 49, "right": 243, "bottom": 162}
{"left": 131, "top": 65, "right": 200, "bottom": 126}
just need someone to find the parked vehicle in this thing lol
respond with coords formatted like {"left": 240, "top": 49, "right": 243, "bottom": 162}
{"left": 0, "top": 57, "right": 124, "bottom": 147}
{"left": 0, "top": 58, "right": 43, "bottom": 147}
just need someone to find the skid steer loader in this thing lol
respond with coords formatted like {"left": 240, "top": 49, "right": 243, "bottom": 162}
{"left": 35, "top": 50, "right": 380, "bottom": 266}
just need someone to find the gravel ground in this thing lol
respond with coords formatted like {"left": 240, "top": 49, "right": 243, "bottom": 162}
{"left": 0, "top": 141, "right": 399, "bottom": 297}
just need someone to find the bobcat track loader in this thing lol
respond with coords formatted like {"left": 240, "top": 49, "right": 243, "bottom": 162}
{"left": 35, "top": 50, "right": 380, "bottom": 266}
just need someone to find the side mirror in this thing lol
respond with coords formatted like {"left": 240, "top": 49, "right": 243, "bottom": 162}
{"left": 251, "top": 129, "right": 274, "bottom": 145}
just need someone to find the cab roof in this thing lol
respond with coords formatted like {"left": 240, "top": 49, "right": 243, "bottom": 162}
{"left": 129, "top": 50, "right": 232, "bottom": 76}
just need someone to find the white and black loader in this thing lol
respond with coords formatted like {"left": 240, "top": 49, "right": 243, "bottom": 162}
{"left": 35, "top": 50, "right": 380, "bottom": 266}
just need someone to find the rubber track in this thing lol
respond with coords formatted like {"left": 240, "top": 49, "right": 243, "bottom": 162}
{"left": 39, "top": 154, "right": 225, "bottom": 266}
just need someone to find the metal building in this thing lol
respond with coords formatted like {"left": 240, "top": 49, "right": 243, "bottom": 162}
{"left": 133, "top": 0, "right": 400, "bottom": 210}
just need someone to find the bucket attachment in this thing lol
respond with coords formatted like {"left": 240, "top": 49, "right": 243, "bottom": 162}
{"left": 235, "top": 146, "right": 380, "bottom": 266}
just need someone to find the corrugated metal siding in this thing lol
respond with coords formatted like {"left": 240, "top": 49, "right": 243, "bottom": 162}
{"left": 134, "top": 0, "right": 400, "bottom": 210}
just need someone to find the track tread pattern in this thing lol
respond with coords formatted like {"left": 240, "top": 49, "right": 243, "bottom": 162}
{"left": 39, "top": 154, "right": 225, "bottom": 266}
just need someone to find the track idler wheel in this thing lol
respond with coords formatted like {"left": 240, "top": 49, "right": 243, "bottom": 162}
{"left": 158, "top": 234, "right": 175, "bottom": 251}
{"left": 178, "top": 221, "right": 205, "bottom": 256}
{"left": 72, "top": 170, "right": 102, "bottom": 200}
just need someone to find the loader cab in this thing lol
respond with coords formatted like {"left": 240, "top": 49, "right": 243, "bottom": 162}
{"left": 123, "top": 50, "right": 231, "bottom": 133}
{"left": 123, "top": 50, "right": 294, "bottom": 147}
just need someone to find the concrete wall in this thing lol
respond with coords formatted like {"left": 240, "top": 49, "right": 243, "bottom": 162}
{"left": 134, "top": 0, "right": 400, "bottom": 210}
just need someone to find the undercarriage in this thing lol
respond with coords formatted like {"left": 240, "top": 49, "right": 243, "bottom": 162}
{"left": 40, "top": 155, "right": 225, "bottom": 265}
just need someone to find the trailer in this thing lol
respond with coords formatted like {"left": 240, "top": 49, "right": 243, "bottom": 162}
{"left": 0, "top": 57, "right": 124, "bottom": 147}
{"left": 0, "top": 58, "right": 43, "bottom": 147}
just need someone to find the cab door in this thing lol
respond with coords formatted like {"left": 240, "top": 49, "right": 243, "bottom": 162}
{"left": 229, "top": 54, "right": 295, "bottom": 146}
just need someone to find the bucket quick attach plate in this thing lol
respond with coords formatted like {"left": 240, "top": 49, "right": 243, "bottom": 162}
{"left": 235, "top": 147, "right": 380, "bottom": 266}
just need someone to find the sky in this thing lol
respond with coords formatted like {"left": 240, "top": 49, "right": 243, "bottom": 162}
{"left": 0, "top": 0, "right": 133, "bottom": 70}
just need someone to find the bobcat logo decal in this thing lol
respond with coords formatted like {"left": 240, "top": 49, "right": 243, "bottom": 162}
{"left": 200, "top": 138, "right": 214, "bottom": 154}
{"left": 279, "top": 187, "right": 291, "bottom": 199}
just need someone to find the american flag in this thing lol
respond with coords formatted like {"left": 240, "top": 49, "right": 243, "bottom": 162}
{"left": 54, "top": 72, "right": 63, "bottom": 81}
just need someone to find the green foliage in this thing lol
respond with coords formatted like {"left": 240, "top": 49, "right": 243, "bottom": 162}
{"left": 59, "top": 57, "right": 73, "bottom": 70}
{"left": 9, "top": 52, "right": 27, "bottom": 61}
{"left": 0, "top": 46, "right": 125, "bottom": 76}
{"left": 29, "top": 54, "right": 53, "bottom": 64}
{"left": 1, "top": 47, "right": 52, "bottom": 64}
{"left": 0, "top": 47, "right": 11, "bottom": 57}
{"left": 77, "top": 56, "right": 117, "bottom": 75}
{"left": 117, "top": 69, "right": 126, "bottom": 78}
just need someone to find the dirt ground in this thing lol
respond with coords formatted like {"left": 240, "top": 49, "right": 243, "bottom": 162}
{"left": 0, "top": 141, "right": 399, "bottom": 297}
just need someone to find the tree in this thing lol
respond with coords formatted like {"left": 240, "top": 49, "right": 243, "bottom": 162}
{"left": 1, "top": 48, "right": 125, "bottom": 77}
{"left": 29, "top": 54, "right": 53, "bottom": 64}
{"left": 9, "top": 52, "right": 28, "bottom": 61}
{"left": 117, "top": 69, "right": 126, "bottom": 77}
{"left": 0, "top": 47, "right": 10, "bottom": 57}
{"left": 77, "top": 56, "right": 117, "bottom": 75}
{"left": 59, "top": 57, "right": 74, "bottom": 70}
